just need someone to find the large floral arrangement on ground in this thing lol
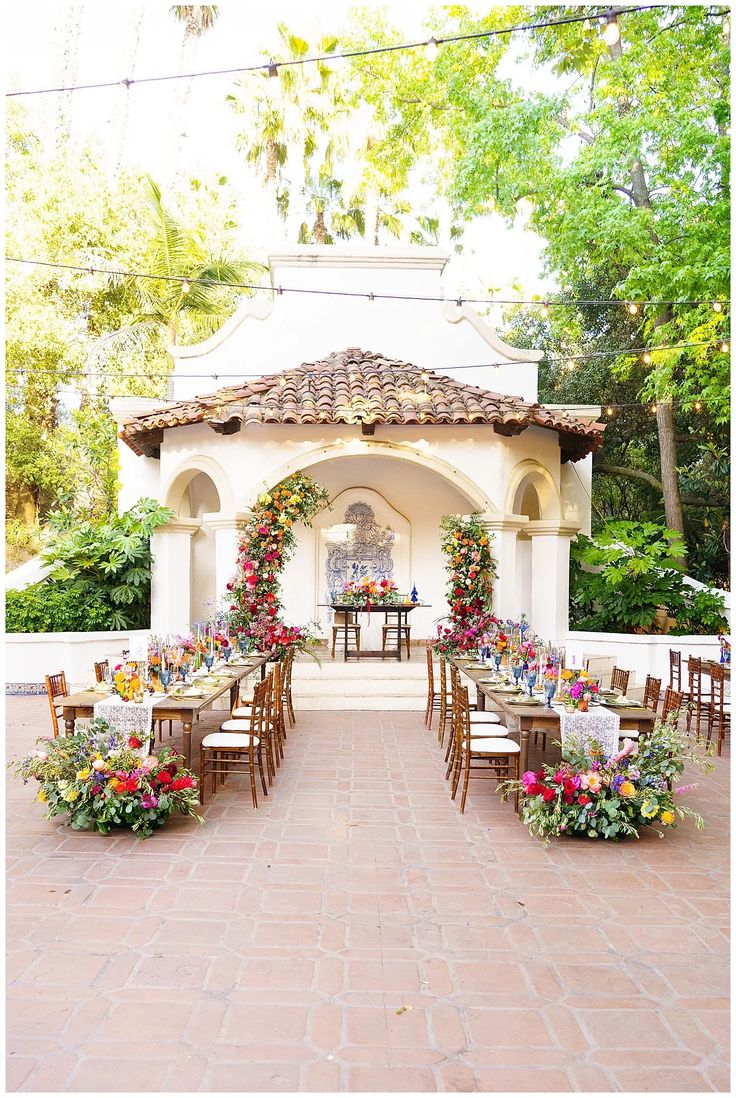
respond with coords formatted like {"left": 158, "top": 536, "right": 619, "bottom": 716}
{"left": 508, "top": 718, "right": 711, "bottom": 842}
{"left": 12, "top": 719, "right": 203, "bottom": 839}
{"left": 434, "top": 513, "right": 499, "bottom": 655}
{"left": 229, "top": 472, "right": 330, "bottom": 657}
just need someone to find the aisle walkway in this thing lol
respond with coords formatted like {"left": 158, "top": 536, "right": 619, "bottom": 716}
{"left": 6, "top": 697, "right": 730, "bottom": 1092}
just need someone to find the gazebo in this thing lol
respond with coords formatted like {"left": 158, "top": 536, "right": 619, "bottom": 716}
{"left": 112, "top": 247, "right": 605, "bottom": 642}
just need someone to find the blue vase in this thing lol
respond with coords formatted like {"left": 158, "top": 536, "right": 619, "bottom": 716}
{"left": 411, "top": 583, "right": 419, "bottom": 604}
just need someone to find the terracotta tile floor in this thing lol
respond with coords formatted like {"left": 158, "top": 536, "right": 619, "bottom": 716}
{"left": 6, "top": 697, "right": 730, "bottom": 1093}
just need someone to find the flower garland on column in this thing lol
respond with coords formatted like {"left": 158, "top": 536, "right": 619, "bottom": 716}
{"left": 434, "top": 512, "right": 499, "bottom": 655}
{"left": 229, "top": 472, "right": 330, "bottom": 656}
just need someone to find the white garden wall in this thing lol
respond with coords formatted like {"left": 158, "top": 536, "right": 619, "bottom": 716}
{"left": 5, "top": 630, "right": 150, "bottom": 694}
{"left": 565, "top": 631, "right": 723, "bottom": 688}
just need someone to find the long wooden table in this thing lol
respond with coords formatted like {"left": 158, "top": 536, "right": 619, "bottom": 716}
{"left": 453, "top": 659, "right": 657, "bottom": 777}
{"left": 61, "top": 655, "right": 270, "bottom": 768}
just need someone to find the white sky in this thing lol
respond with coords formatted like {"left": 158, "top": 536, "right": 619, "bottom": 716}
{"left": 7, "top": 2, "right": 558, "bottom": 299}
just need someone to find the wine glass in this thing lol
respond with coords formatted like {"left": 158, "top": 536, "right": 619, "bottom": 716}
{"left": 526, "top": 670, "right": 537, "bottom": 698}
{"left": 179, "top": 661, "right": 190, "bottom": 683}
{"left": 238, "top": 636, "right": 247, "bottom": 655}
{"left": 544, "top": 681, "right": 556, "bottom": 709}
{"left": 204, "top": 653, "right": 214, "bottom": 673}
{"left": 160, "top": 669, "right": 171, "bottom": 693}
{"left": 494, "top": 652, "right": 502, "bottom": 672}
{"left": 223, "top": 644, "right": 232, "bottom": 663}
{"left": 512, "top": 664, "right": 523, "bottom": 687}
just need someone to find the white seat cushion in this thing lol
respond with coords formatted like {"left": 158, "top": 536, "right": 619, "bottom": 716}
{"left": 203, "top": 732, "right": 259, "bottom": 748}
{"left": 462, "top": 737, "right": 520, "bottom": 754}
{"left": 470, "top": 725, "right": 509, "bottom": 737}
{"left": 220, "top": 719, "right": 257, "bottom": 732}
{"left": 469, "top": 711, "right": 501, "bottom": 724}
{"left": 231, "top": 706, "right": 253, "bottom": 717}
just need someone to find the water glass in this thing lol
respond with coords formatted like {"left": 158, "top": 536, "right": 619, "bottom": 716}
{"left": 160, "top": 669, "right": 171, "bottom": 693}
{"left": 544, "top": 681, "right": 556, "bottom": 708}
{"left": 204, "top": 654, "right": 214, "bottom": 673}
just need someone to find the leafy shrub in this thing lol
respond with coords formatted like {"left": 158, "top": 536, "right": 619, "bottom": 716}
{"left": 5, "top": 499, "right": 173, "bottom": 633}
{"left": 570, "top": 521, "right": 727, "bottom": 635}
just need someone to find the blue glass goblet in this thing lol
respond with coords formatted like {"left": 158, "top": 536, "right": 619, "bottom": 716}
{"left": 527, "top": 671, "right": 537, "bottom": 697}
{"left": 160, "top": 669, "right": 171, "bottom": 693}
{"left": 223, "top": 645, "right": 232, "bottom": 663}
{"left": 494, "top": 653, "right": 502, "bottom": 671}
{"left": 204, "top": 654, "right": 214, "bottom": 673}
{"left": 238, "top": 636, "right": 247, "bottom": 655}
{"left": 179, "top": 662, "right": 190, "bottom": 683}
{"left": 544, "top": 681, "right": 556, "bottom": 709}
{"left": 512, "top": 665, "right": 523, "bottom": 686}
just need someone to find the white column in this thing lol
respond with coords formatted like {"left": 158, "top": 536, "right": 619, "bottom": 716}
{"left": 150, "top": 518, "right": 201, "bottom": 634}
{"left": 203, "top": 512, "right": 252, "bottom": 610}
{"left": 527, "top": 521, "right": 579, "bottom": 641}
{"left": 480, "top": 516, "right": 528, "bottom": 622}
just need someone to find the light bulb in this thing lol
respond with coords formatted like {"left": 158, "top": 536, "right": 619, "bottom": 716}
{"left": 627, "top": 301, "right": 639, "bottom": 315}
{"left": 566, "top": 359, "right": 576, "bottom": 371}
{"left": 642, "top": 352, "right": 652, "bottom": 364}
{"left": 540, "top": 303, "right": 551, "bottom": 318}
{"left": 650, "top": 403, "right": 658, "bottom": 414}
{"left": 182, "top": 279, "right": 190, "bottom": 294}
{"left": 420, "top": 370, "right": 429, "bottom": 383}
{"left": 602, "top": 13, "right": 621, "bottom": 47}
{"left": 278, "top": 376, "right": 286, "bottom": 387}
{"left": 712, "top": 300, "right": 723, "bottom": 313}
{"left": 605, "top": 406, "right": 614, "bottom": 417}
{"left": 425, "top": 37, "right": 439, "bottom": 61}
{"left": 720, "top": 341, "right": 730, "bottom": 353}
{"left": 694, "top": 401, "right": 702, "bottom": 411}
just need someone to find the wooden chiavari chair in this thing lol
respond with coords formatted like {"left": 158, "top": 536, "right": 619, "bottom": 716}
{"left": 331, "top": 611, "right": 361, "bottom": 658}
{"left": 381, "top": 622, "right": 411, "bottom": 659}
{"left": 45, "top": 673, "right": 68, "bottom": 738}
{"left": 283, "top": 649, "right": 296, "bottom": 728}
{"left": 707, "top": 663, "right": 730, "bottom": 756}
{"left": 686, "top": 656, "right": 711, "bottom": 737}
{"left": 450, "top": 684, "right": 519, "bottom": 814}
{"left": 437, "top": 657, "right": 453, "bottom": 747}
{"left": 94, "top": 660, "right": 109, "bottom": 683}
{"left": 661, "top": 686, "right": 684, "bottom": 722}
{"left": 610, "top": 667, "right": 631, "bottom": 694}
{"left": 425, "top": 646, "right": 440, "bottom": 728}
{"left": 225, "top": 670, "right": 276, "bottom": 785}
{"left": 200, "top": 676, "right": 269, "bottom": 807}
{"left": 642, "top": 675, "right": 662, "bottom": 713}
{"left": 669, "top": 649, "right": 682, "bottom": 691}
{"left": 444, "top": 664, "right": 504, "bottom": 774}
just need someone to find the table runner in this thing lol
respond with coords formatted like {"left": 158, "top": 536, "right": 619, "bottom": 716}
{"left": 93, "top": 695, "right": 155, "bottom": 740}
{"left": 553, "top": 704, "right": 621, "bottom": 758}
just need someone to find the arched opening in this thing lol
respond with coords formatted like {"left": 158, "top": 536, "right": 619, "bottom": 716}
{"left": 172, "top": 471, "right": 222, "bottom": 623}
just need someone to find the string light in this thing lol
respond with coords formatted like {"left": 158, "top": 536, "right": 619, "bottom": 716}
{"left": 627, "top": 301, "right": 640, "bottom": 315}
{"left": 7, "top": 257, "right": 728, "bottom": 310}
{"left": 642, "top": 351, "right": 652, "bottom": 364}
{"left": 650, "top": 403, "right": 658, "bottom": 414}
{"left": 424, "top": 37, "right": 439, "bottom": 61}
{"left": 182, "top": 279, "right": 190, "bottom": 294}
{"left": 565, "top": 360, "right": 576, "bottom": 371}
{"left": 720, "top": 341, "right": 730, "bottom": 353}
{"left": 540, "top": 303, "right": 551, "bottom": 318}
{"left": 694, "top": 401, "right": 702, "bottom": 411}
{"left": 605, "top": 406, "right": 615, "bottom": 417}
{"left": 602, "top": 12, "right": 622, "bottom": 46}
{"left": 6, "top": 6, "right": 663, "bottom": 98}
{"left": 712, "top": 301, "right": 723, "bottom": 313}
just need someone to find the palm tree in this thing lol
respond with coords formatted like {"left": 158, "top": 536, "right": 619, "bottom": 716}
{"left": 170, "top": 5, "right": 219, "bottom": 35}
{"left": 169, "top": 7, "right": 221, "bottom": 171}
{"left": 105, "top": 176, "right": 264, "bottom": 387}
{"left": 298, "top": 173, "right": 365, "bottom": 244}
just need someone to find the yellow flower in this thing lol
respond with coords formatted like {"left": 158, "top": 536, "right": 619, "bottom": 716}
{"left": 37, "top": 789, "right": 47, "bottom": 803}
{"left": 76, "top": 768, "right": 91, "bottom": 780}
{"left": 640, "top": 801, "right": 658, "bottom": 818}
{"left": 289, "top": 494, "right": 300, "bottom": 504}
{"left": 561, "top": 669, "right": 574, "bottom": 680}
{"left": 661, "top": 810, "right": 675, "bottom": 825}
{"left": 64, "top": 788, "right": 79, "bottom": 802}
{"left": 259, "top": 493, "right": 272, "bottom": 505}
{"left": 619, "top": 781, "right": 636, "bottom": 798}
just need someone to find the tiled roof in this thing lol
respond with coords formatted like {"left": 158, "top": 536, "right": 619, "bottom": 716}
{"left": 120, "top": 348, "right": 605, "bottom": 462}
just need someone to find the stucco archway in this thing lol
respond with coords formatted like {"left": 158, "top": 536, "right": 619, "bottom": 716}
{"left": 163, "top": 455, "right": 235, "bottom": 516}
{"left": 505, "top": 459, "right": 561, "bottom": 521}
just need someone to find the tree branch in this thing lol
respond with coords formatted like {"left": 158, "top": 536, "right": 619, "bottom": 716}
{"left": 594, "top": 464, "right": 727, "bottom": 508}
{"left": 612, "top": 185, "right": 635, "bottom": 201}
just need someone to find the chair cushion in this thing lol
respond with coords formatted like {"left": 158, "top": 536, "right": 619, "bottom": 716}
{"left": 203, "top": 732, "right": 259, "bottom": 748}
{"left": 462, "top": 737, "right": 520, "bottom": 754}
{"left": 469, "top": 711, "right": 501, "bottom": 724}
{"left": 231, "top": 706, "right": 253, "bottom": 717}
{"left": 470, "top": 725, "right": 509, "bottom": 737}
{"left": 220, "top": 719, "right": 258, "bottom": 732}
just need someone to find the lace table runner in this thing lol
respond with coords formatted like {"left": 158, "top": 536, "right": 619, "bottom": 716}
{"left": 93, "top": 695, "right": 155, "bottom": 741}
{"left": 553, "top": 704, "right": 621, "bottom": 758}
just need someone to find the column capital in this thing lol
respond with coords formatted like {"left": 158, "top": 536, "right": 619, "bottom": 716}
{"left": 525, "top": 519, "right": 580, "bottom": 537}
{"left": 203, "top": 511, "right": 253, "bottom": 531}
{"left": 478, "top": 513, "right": 529, "bottom": 534}
{"left": 160, "top": 517, "right": 202, "bottom": 536}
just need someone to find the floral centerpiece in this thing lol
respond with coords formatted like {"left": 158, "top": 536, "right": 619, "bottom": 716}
{"left": 718, "top": 633, "right": 730, "bottom": 664}
{"left": 434, "top": 513, "right": 498, "bottom": 656}
{"left": 11, "top": 719, "right": 203, "bottom": 839}
{"left": 506, "top": 718, "right": 711, "bottom": 842}
{"left": 340, "top": 576, "right": 399, "bottom": 607}
{"left": 112, "top": 662, "right": 144, "bottom": 703}
{"left": 559, "top": 668, "right": 600, "bottom": 712}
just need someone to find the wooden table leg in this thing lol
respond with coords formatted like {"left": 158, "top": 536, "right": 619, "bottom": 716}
{"left": 519, "top": 725, "right": 531, "bottom": 787}
{"left": 63, "top": 711, "right": 76, "bottom": 736}
{"left": 344, "top": 616, "right": 349, "bottom": 662}
{"left": 182, "top": 721, "right": 193, "bottom": 768}
{"left": 476, "top": 690, "right": 486, "bottom": 712}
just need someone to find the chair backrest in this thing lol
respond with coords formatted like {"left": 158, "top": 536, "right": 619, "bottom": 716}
{"left": 425, "top": 645, "right": 435, "bottom": 689}
{"left": 709, "top": 663, "right": 726, "bottom": 710}
{"left": 661, "top": 686, "right": 684, "bottom": 721}
{"left": 283, "top": 649, "right": 294, "bottom": 693}
{"left": 94, "top": 660, "right": 109, "bottom": 683}
{"left": 271, "top": 662, "right": 283, "bottom": 726}
{"left": 643, "top": 675, "right": 661, "bottom": 713}
{"left": 456, "top": 683, "right": 471, "bottom": 744}
{"left": 610, "top": 667, "right": 630, "bottom": 694}
{"left": 439, "top": 656, "right": 447, "bottom": 694}
{"left": 687, "top": 655, "right": 703, "bottom": 700}
{"left": 334, "top": 611, "right": 357, "bottom": 626}
{"left": 45, "top": 672, "right": 68, "bottom": 738}
{"left": 669, "top": 649, "right": 681, "bottom": 689}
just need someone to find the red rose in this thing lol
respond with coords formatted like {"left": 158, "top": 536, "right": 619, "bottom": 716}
{"left": 563, "top": 779, "right": 576, "bottom": 795}
{"left": 536, "top": 769, "right": 545, "bottom": 780}
{"left": 542, "top": 788, "right": 556, "bottom": 802}
{"left": 553, "top": 770, "right": 565, "bottom": 785}
{"left": 128, "top": 736, "right": 143, "bottom": 749}
{"left": 578, "top": 794, "right": 590, "bottom": 806}
{"left": 563, "top": 794, "right": 574, "bottom": 805}
{"left": 157, "top": 771, "right": 173, "bottom": 785}
{"left": 125, "top": 779, "right": 139, "bottom": 793}
{"left": 528, "top": 782, "right": 544, "bottom": 796}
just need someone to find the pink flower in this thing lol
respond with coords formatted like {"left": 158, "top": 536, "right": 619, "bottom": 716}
{"left": 675, "top": 783, "right": 696, "bottom": 794}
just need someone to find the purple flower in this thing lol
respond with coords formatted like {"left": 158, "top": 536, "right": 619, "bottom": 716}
{"left": 612, "top": 774, "right": 625, "bottom": 793}
{"left": 141, "top": 794, "right": 158, "bottom": 809}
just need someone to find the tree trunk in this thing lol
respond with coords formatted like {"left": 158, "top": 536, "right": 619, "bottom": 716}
{"left": 314, "top": 210, "right": 327, "bottom": 244}
{"left": 608, "top": 29, "right": 687, "bottom": 564}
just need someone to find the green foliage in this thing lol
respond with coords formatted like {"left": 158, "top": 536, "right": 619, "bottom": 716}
{"left": 570, "top": 521, "right": 727, "bottom": 634}
{"left": 5, "top": 500, "right": 173, "bottom": 633}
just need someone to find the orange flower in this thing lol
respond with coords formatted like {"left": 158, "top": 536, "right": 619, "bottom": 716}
{"left": 561, "top": 669, "right": 574, "bottom": 681}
